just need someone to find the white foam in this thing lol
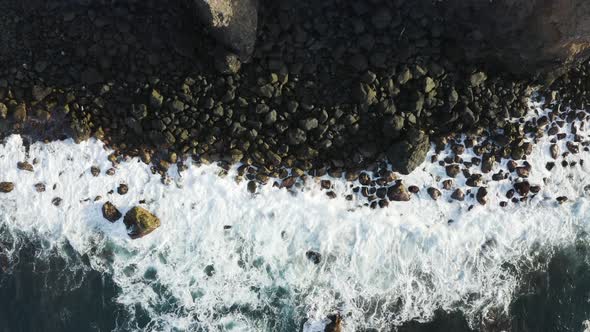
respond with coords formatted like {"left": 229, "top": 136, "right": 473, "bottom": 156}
{"left": 0, "top": 104, "right": 589, "bottom": 331}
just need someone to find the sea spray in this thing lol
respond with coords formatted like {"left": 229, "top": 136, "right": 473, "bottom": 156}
{"left": 0, "top": 104, "right": 589, "bottom": 330}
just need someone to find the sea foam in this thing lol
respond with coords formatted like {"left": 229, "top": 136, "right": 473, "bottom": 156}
{"left": 0, "top": 104, "right": 589, "bottom": 331}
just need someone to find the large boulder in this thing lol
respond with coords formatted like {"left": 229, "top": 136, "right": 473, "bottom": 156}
{"left": 123, "top": 207, "right": 161, "bottom": 239}
{"left": 193, "top": 0, "right": 258, "bottom": 60}
{"left": 442, "top": 0, "right": 590, "bottom": 82}
{"left": 386, "top": 130, "right": 430, "bottom": 175}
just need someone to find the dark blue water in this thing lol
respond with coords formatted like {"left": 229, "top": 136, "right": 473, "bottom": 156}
{"left": 0, "top": 227, "right": 127, "bottom": 332}
{"left": 2, "top": 227, "right": 590, "bottom": 332}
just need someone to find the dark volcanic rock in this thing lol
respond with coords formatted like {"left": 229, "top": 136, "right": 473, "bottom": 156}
{"left": 102, "top": 201, "right": 122, "bottom": 222}
{"left": 387, "top": 130, "right": 430, "bottom": 175}
{"left": 514, "top": 181, "right": 531, "bottom": 196}
{"left": 117, "top": 183, "right": 129, "bottom": 195}
{"left": 476, "top": 187, "right": 488, "bottom": 205}
{"left": 0, "top": 182, "right": 14, "bottom": 193}
{"left": 34, "top": 183, "right": 46, "bottom": 192}
{"left": 17, "top": 161, "right": 33, "bottom": 172}
{"left": 451, "top": 188, "right": 465, "bottom": 201}
{"left": 387, "top": 182, "right": 411, "bottom": 202}
{"left": 443, "top": 0, "right": 590, "bottom": 80}
{"left": 305, "top": 250, "right": 322, "bottom": 265}
{"left": 445, "top": 164, "right": 461, "bottom": 178}
{"left": 247, "top": 180, "right": 257, "bottom": 193}
{"left": 51, "top": 197, "right": 63, "bottom": 206}
{"left": 193, "top": 0, "right": 258, "bottom": 59}
{"left": 427, "top": 187, "right": 441, "bottom": 200}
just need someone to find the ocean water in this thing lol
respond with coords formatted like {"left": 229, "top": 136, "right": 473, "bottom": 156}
{"left": 0, "top": 103, "right": 590, "bottom": 331}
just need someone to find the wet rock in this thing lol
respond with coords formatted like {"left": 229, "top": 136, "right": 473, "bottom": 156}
{"left": 17, "top": 161, "right": 33, "bottom": 172}
{"left": 358, "top": 172, "right": 371, "bottom": 186}
{"left": 451, "top": 188, "right": 465, "bottom": 201}
{"left": 117, "top": 183, "right": 129, "bottom": 195}
{"left": 445, "top": 164, "right": 461, "bottom": 178}
{"left": 442, "top": 179, "right": 454, "bottom": 190}
{"left": 70, "top": 118, "right": 91, "bottom": 143}
{"left": 102, "top": 201, "right": 122, "bottom": 222}
{"left": 247, "top": 180, "right": 257, "bottom": 193}
{"left": 0, "top": 182, "right": 14, "bottom": 193}
{"left": 514, "top": 181, "right": 531, "bottom": 196}
{"left": 90, "top": 166, "right": 101, "bottom": 177}
{"left": 51, "top": 197, "right": 63, "bottom": 206}
{"left": 34, "top": 183, "right": 46, "bottom": 192}
{"left": 123, "top": 207, "right": 161, "bottom": 239}
{"left": 481, "top": 154, "right": 495, "bottom": 173}
{"left": 506, "top": 189, "right": 515, "bottom": 199}
{"left": 566, "top": 141, "right": 579, "bottom": 154}
{"left": 427, "top": 187, "right": 441, "bottom": 200}
{"left": 515, "top": 167, "right": 530, "bottom": 178}
{"left": 550, "top": 144, "right": 559, "bottom": 159}
{"left": 387, "top": 182, "right": 411, "bottom": 201}
{"left": 476, "top": 187, "right": 488, "bottom": 205}
{"left": 466, "top": 174, "right": 483, "bottom": 187}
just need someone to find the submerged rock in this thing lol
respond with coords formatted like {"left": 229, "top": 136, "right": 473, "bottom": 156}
{"left": 305, "top": 250, "right": 322, "bottom": 265}
{"left": 123, "top": 207, "right": 161, "bottom": 239}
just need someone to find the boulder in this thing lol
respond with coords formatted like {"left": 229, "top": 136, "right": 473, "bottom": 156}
{"left": 102, "top": 202, "right": 122, "bottom": 223}
{"left": 0, "top": 182, "right": 14, "bottom": 193}
{"left": 386, "top": 130, "right": 430, "bottom": 175}
{"left": 193, "top": 0, "right": 258, "bottom": 60}
{"left": 123, "top": 207, "right": 161, "bottom": 239}
{"left": 442, "top": 0, "right": 590, "bottom": 81}
{"left": 387, "top": 182, "right": 411, "bottom": 202}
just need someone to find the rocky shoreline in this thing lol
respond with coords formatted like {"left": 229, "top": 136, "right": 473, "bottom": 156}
{"left": 0, "top": 0, "right": 588, "bottom": 210}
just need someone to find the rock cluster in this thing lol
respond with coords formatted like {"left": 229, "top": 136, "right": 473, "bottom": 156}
{"left": 0, "top": 0, "right": 535, "bottom": 180}
{"left": 0, "top": 0, "right": 587, "bottom": 206}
